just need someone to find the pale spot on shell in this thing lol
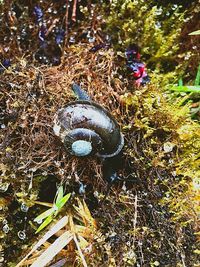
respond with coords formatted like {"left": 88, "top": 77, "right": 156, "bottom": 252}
{"left": 53, "top": 123, "right": 61, "bottom": 136}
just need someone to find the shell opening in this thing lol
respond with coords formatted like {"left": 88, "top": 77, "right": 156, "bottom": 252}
{"left": 71, "top": 140, "right": 92, "bottom": 157}
{"left": 96, "top": 133, "right": 124, "bottom": 158}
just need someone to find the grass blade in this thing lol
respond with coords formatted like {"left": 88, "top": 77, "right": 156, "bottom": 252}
{"left": 34, "top": 201, "right": 53, "bottom": 208}
{"left": 16, "top": 216, "right": 69, "bottom": 267}
{"left": 30, "top": 231, "right": 73, "bottom": 267}
{"left": 55, "top": 186, "right": 64, "bottom": 205}
{"left": 73, "top": 234, "right": 88, "bottom": 267}
{"left": 34, "top": 207, "right": 55, "bottom": 222}
{"left": 171, "top": 86, "right": 200, "bottom": 93}
{"left": 56, "top": 193, "right": 71, "bottom": 210}
{"left": 189, "top": 30, "right": 200, "bottom": 35}
{"left": 195, "top": 65, "right": 200, "bottom": 86}
{"left": 178, "top": 78, "right": 183, "bottom": 86}
{"left": 36, "top": 216, "right": 53, "bottom": 233}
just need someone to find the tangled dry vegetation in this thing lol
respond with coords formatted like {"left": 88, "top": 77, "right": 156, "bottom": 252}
{"left": 0, "top": 45, "right": 200, "bottom": 266}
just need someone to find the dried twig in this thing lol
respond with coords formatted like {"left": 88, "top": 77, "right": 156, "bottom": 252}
{"left": 64, "top": 0, "right": 69, "bottom": 44}
{"left": 45, "top": 18, "right": 59, "bottom": 37}
{"left": 72, "top": 0, "right": 78, "bottom": 22}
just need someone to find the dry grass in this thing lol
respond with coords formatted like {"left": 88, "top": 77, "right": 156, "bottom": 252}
{"left": 0, "top": 45, "right": 127, "bottom": 191}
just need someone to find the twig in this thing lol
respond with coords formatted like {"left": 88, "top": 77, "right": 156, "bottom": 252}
{"left": 45, "top": 18, "right": 59, "bottom": 37}
{"left": 72, "top": 0, "right": 77, "bottom": 22}
{"left": 65, "top": 0, "right": 69, "bottom": 45}
{"left": 133, "top": 194, "right": 138, "bottom": 241}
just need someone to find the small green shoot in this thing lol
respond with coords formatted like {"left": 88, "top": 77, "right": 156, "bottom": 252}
{"left": 34, "top": 186, "right": 71, "bottom": 233}
{"left": 171, "top": 65, "right": 200, "bottom": 93}
{"left": 194, "top": 65, "right": 200, "bottom": 86}
{"left": 56, "top": 185, "right": 64, "bottom": 204}
{"left": 178, "top": 78, "right": 183, "bottom": 86}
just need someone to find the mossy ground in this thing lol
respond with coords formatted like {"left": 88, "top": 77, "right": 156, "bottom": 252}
{"left": 0, "top": 1, "right": 200, "bottom": 266}
{"left": 0, "top": 45, "right": 199, "bottom": 266}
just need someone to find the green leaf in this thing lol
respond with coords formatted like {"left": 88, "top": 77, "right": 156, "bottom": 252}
{"left": 194, "top": 65, "right": 200, "bottom": 86}
{"left": 36, "top": 215, "right": 53, "bottom": 233}
{"left": 178, "top": 78, "right": 183, "bottom": 86}
{"left": 56, "top": 186, "right": 64, "bottom": 205}
{"left": 34, "top": 207, "right": 55, "bottom": 222}
{"left": 188, "top": 30, "right": 200, "bottom": 35}
{"left": 171, "top": 86, "right": 200, "bottom": 93}
{"left": 56, "top": 193, "right": 71, "bottom": 210}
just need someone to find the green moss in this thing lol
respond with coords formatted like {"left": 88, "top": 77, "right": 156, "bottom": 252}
{"left": 104, "top": 0, "right": 199, "bottom": 88}
{"left": 123, "top": 83, "right": 200, "bottom": 225}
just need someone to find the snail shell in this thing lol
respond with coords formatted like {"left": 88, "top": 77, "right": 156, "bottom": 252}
{"left": 53, "top": 101, "right": 124, "bottom": 158}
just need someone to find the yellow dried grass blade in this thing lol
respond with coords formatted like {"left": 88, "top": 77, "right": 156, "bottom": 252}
{"left": 34, "top": 200, "right": 53, "bottom": 208}
{"left": 82, "top": 200, "right": 96, "bottom": 227}
{"left": 16, "top": 216, "right": 68, "bottom": 267}
{"left": 77, "top": 235, "right": 89, "bottom": 249}
{"left": 30, "top": 231, "right": 73, "bottom": 267}
{"left": 73, "top": 234, "right": 88, "bottom": 267}
{"left": 74, "top": 225, "right": 93, "bottom": 238}
{"left": 82, "top": 200, "right": 92, "bottom": 217}
{"left": 69, "top": 214, "right": 75, "bottom": 233}
{"left": 75, "top": 199, "right": 96, "bottom": 227}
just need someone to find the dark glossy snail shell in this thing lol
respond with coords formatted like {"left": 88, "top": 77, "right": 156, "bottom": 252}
{"left": 53, "top": 101, "right": 124, "bottom": 158}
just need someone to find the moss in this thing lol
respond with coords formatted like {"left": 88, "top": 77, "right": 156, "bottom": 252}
{"left": 0, "top": 1, "right": 200, "bottom": 266}
{"left": 104, "top": 0, "right": 200, "bottom": 87}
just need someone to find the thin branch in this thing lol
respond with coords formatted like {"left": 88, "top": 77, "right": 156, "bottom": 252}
{"left": 72, "top": 0, "right": 77, "bottom": 22}
{"left": 65, "top": 0, "right": 69, "bottom": 44}
{"left": 133, "top": 194, "right": 138, "bottom": 242}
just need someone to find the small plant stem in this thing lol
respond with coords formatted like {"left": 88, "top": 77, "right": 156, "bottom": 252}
{"left": 72, "top": 0, "right": 77, "bottom": 22}
{"left": 64, "top": 0, "right": 69, "bottom": 46}
{"left": 73, "top": 234, "right": 88, "bottom": 267}
{"left": 194, "top": 65, "right": 200, "bottom": 86}
{"left": 177, "top": 92, "right": 193, "bottom": 107}
{"left": 133, "top": 194, "right": 138, "bottom": 241}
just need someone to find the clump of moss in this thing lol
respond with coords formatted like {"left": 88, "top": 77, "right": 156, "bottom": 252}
{"left": 1, "top": 45, "right": 199, "bottom": 266}
{"left": 104, "top": 0, "right": 200, "bottom": 86}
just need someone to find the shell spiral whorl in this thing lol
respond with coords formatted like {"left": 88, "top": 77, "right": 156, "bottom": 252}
{"left": 53, "top": 100, "right": 124, "bottom": 158}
